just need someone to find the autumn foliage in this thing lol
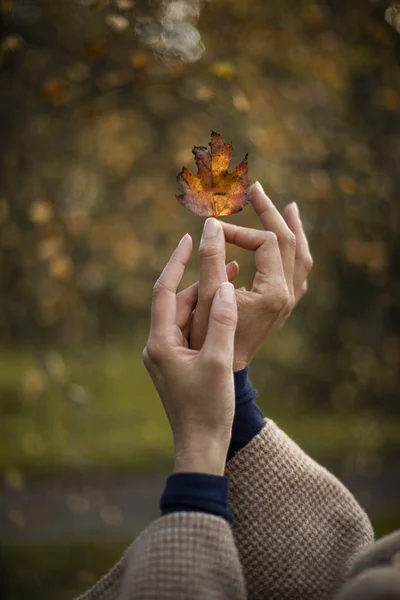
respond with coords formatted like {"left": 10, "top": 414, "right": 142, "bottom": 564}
{"left": 177, "top": 132, "right": 250, "bottom": 218}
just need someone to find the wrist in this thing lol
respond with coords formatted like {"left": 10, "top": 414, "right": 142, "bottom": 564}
{"left": 233, "top": 357, "right": 250, "bottom": 372}
{"left": 173, "top": 437, "right": 229, "bottom": 476}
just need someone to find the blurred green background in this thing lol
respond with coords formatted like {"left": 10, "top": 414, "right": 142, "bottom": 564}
{"left": 1, "top": 0, "right": 400, "bottom": 598}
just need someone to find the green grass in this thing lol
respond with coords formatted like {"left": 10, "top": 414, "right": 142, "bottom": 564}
{"left": 0, "top": 342, "right": 175, "bottom": 474}
{"left": 1, "top": 343, "right": 400, "bottom": 475}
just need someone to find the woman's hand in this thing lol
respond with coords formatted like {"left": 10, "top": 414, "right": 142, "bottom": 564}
{"left": 189, "top": 182, "right": 313, "bottom": 371}
{"left": 142, "top": 222, "right": 238, "bottom": 476}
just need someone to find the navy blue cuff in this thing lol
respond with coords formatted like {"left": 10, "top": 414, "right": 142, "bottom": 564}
{"left": 160, "top": 473, "right": 232, "bottom": 524}
{"left": 227, "top": 367, "right": 264, "bottom": 461}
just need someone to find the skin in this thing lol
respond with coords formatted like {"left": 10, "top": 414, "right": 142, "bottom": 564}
{"left": 188, "top": 181, "right": 313, "bottom": 371}
{"left": 143, "top": 182, "right": 313, "bottom": 474}
{"left": 142, "top": 227, "right": 238, "bottom": 476}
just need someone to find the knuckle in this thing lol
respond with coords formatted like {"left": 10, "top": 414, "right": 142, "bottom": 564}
{"left": 298, "top": 280, "right": 308, "bottom": 299}
{"left": 267, "top": 284, "right": 290, "bottom": 313}
{"left": 303, "top": 254, "right": 314, "bottom": 274}
{"left": 264, "top": 231, "right": 278, "bottom": 244}
{"left": 203, "top": 352, "right": 230, "bottom": 373}
{"left": 145, "top": 340, "right": 165, "bottom": 364}
{"left": 212, "top": 309, "right": 237, "bottom": 329}
{"left": 283, "top": 230, "right": 296, "bottom": 249}
{"left": 198, "top": 244, "right": 223, "bottom": 262}
{"left": 286, "top": 293, "right": 295, "bottom": 313}
{"left": 152, "top": 279, "right": 167, "bottom": 297}
{"left": 141, "top": 346, "right": 149, "bottom": 367}
{"left": 198, "top": 287, "right": 215, "bottom": 303}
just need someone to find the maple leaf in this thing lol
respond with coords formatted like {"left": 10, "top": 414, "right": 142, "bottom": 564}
{"left": 176, "top": 131, "right": 250, "bottom": 218}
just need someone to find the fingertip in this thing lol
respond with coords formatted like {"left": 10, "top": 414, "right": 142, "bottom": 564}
{"left": 226, "top": 260, "right": 240, "bottom": 281}
{"left": 251, "top": 181, "right": 264, "bottom": 195}
{"left": 283, "top": 203, "right": 291, "bottom": 217}
{"left": 249, "top": 181, "right": 273, "bottom": 214}
{"left": 178, "top": 232, "right": 191, "bottom": 247}
{"left": 203, "top": 217, "right": 221, "bottom": 239}
{"left": 218, "top": 281, "right": 235, "bottom": 303}
{"left": 176, "top": 232, "right": 193, "bottom": 262}
{"left": 283, "top": 204, "right": 299, "bottom": 232}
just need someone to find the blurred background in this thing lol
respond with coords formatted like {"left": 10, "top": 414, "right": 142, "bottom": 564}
{"left": 0, "top": 0, "right": 400, "bottom": 597}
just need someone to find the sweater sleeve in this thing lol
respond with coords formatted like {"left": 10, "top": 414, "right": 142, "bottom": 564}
{"left": 160, "top": 472, "right": 232, "bottom": 524}
{"left": 225, "top": 420, "right": 374, "bottom": 600}
{"left": 76, "top": 513, "right": 247, "bottom": 600}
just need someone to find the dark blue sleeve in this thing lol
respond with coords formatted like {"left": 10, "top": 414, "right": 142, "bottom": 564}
{"left": 227, "top": 367, "right": 264, "bottom": 461}
{"left": 160, "top": 472, "right": 232, "bottom": 524}
{"left": 159, "top": 367, "right": 263, "bottom": 524}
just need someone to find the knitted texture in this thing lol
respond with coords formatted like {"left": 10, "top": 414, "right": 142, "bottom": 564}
{"left": 225, "top": 420, "right": 374, "bottom": 600}
{"left": 77, "top": 552, "right": 127, "bottom": 600}
{"left": 118, "top": 512, "right": 245, "bottom": 600}
{"left": 77, "top": 421, "right": 374, "bottom": 600}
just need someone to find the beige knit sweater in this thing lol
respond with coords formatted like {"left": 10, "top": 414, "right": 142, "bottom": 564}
{"left": 77, "top": 420, "right": 374, "bottom": 600}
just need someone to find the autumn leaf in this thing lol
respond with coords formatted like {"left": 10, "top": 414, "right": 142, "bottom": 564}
{"left": 176, "top": 131, "right": 250, "bottom": 218}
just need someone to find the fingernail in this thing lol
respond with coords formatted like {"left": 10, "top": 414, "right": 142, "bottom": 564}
{"left": 178, "top": 233, "right": 190, "bottom": 247}
{"left": 254, "top": 181, "right": 265, "bottom": 194}
{"left": 203, "top": 218, "right": 220, "bottom": 239}
{"left": 227, "top": 260, "right": 239, "bottom": 269}
{"left": 292, "top": 202, "right": 299, "bottom": 217}
{"left": 219, "top": 282, "right": 235, "bottom": 303}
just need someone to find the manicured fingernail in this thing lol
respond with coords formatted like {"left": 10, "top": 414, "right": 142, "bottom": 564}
{"left": 203, "top": 218, "right": 220, "bottom": 239}
{"left": 254, "top": 181, "right": 265, "bottom": 194}
{"left": 292, "top": 202, "right": 299, "bottom": 217}
{"left": 178, "top": 233, "right": 190, "bottom": 247}
{"left": 219, "top": 282, "right": 235, "bottom": 303}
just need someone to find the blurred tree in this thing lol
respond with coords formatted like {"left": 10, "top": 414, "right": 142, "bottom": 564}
{"left": 0, "top": 0, "right": 399, "bottom": 420}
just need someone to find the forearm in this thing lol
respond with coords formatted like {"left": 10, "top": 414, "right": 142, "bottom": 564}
{"left": 76, "top": 439, "right": 245, "bottom": 600}
{"left": 226, "top": 418, "right": 374, "bottom": 600}
{"left": 159, "top": 367, "right": 374, "bottom": 599}
{"left": 118, "top": 513, "right": 246, "bottom": 600}
{"left": 76, "top": 512, "right": 246, "bottom": 600}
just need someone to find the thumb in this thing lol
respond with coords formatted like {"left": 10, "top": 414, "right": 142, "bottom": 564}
{"left": 201, "top": 282, "right": 237, "bottom": 367}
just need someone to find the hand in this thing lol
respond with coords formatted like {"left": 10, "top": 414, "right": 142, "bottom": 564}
{"left": 142, "top": 227, "right": 238, "bottom": 476}
{"left": 189, "top": 181, "right": 313, "bottom": 371}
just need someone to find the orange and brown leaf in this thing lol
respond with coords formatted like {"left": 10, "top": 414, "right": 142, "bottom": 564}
{"left": 176, "top": 131, "right": 250, "bottom": 218}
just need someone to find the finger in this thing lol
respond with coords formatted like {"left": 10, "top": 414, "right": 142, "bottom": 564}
{"left": 176, "top": 261, "right": 239, "bottom": 331}
{"left": 283, "top": 202, "right": 313, "bottom": 303}
{"left": 221, "top": 222, "right": 266, "bottom": 251}
{"left": 150, "top": 233, "right": 192, "bottom": 336}
{"left": 201, "top": 282, "right": 237, "bottom": 366}
{"left": 226, "top": 259, "right": 240, "bottom": 283}
{"left": 181, "top": 311, "right": 194, "bottom": 344}
{"left": 220, "top": 223, "right": 286, "bottom": 294}
{"left": 191, "top": 218, "right": 228, "bottom": 349}
{"left": 250, "top": 182, "right": 296, "bottom": 300}
{"left": 182, "top": 260, "right": 241, "bottom": 340}
{"left": 198, "top": 217, "right": 228, "bottom": 292}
